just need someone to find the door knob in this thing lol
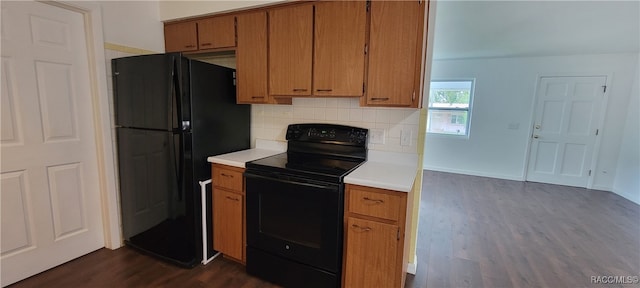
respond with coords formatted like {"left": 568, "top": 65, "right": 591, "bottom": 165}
{"left": 535, "top": 124, "right": 541, "bottom": 129}
{"left": 533, "top": 135, "right": 539, "bottom": 139}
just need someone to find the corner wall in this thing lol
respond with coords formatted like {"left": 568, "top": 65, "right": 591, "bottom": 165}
{"left": 613, "top": 58, "right": 640, "bottom": 204}
{"left": 95, "top": 1, "right": 164, "bottom": 52}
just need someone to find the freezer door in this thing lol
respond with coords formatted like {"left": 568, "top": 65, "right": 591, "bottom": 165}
{"left": 112, "top": 54, "right": 180, "bottom": 130}
{"left": 116, "top": 127, "right": 200, "bottom": 267}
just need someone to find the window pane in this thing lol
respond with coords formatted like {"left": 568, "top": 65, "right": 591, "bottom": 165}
{"left": 427, "top": 80, "right": 473, "bottom": 136}
{"left": 429, "top": 81, "right": 472, "bottom": 109}
{"left": 427, "top": 110, "right": 468, "bottom": 135}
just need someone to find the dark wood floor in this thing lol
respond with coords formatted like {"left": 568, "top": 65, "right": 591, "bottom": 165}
{"left": 10, "top": 171, "right": 639, "bottom": 288}
{"left": 405, "top": 171, "right": 639, "bottom": 288}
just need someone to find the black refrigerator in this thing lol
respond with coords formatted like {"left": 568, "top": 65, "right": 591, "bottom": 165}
{"left": 112, "top": 53, "right": 250, "bottom": 267}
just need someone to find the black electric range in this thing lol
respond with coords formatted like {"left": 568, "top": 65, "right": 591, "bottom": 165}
{"left": 246, "top": 123, "right": 368, "bottom": 183}
{"left": 244, "top": 123, "right": 368, "bottom": 288}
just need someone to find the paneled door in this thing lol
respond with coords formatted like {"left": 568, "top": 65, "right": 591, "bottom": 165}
{"left": 526, "top": 76, "right": 607, "bottom": 187}
{"left": 1, "top": 1, "right": 104, "bottom": 285}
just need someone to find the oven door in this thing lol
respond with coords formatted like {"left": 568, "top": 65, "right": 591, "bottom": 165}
{"left": 245, "top": 171, "right": 343, "bottom": 273}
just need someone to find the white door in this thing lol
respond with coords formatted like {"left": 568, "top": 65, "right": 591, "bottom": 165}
{"left": 1, "top": 1, "right": 104, "bottom": 286}
{"left": 526, "top": 76, "right": 606, "bottom": 187}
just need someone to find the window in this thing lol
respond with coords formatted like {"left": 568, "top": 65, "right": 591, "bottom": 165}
{"left": 427, "top": 80, "right": 474, "bottom": 136}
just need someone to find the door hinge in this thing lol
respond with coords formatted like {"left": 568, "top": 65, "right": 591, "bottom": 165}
{"left": 366, "top": 0, "right": 370, "bottom": 12}
{"left": 412, "top": 91, "right": 416, "bottom": 102}
{"left": 363, "top": 83, "right": 365, "bottom": 94}
{"left": 364, "top": 44, "right": 368, "bottom": 55}
{"left": 602, "top": 85, "right": 607, "bottom": 93}
{"left": 397, "top": 228, "right": 400, "bottom": 240}
{"left": 589, "top": 170, "right": 592, "bottom": 176}
{"left": 596, "top": 129, "right": 599, "bottom": 136}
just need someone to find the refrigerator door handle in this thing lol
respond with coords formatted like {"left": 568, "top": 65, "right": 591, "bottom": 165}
{"left": 170, "top": 132, "right": 184, "bottom": 201}
{"left": 171, "top": 56, "right": 182, "bottom": 131}
{"left": 177, "top": 133, "right": 185, "bottom": 201}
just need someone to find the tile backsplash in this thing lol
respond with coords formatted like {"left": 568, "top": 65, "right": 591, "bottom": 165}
{"left": 251, "top": 98, "right": 421, "bottom": 154}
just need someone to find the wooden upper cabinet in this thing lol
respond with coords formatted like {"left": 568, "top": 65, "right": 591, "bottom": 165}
{"left": 236, "top": 11, "right": 268, "bottom": 104}
{"left": 268, "top": 4, "right": 313, "bottom": 96}
{"left": 366, "top": 1, "right": 426, "bottom": 107}
{"left": 164, "top": 21, "right": 198, "bottom": 52}
{"left": 313, "top": 1, "right": 367, "bottom": 97}
{"left": 197, "top": 15, "right": 236, "bottom": 50}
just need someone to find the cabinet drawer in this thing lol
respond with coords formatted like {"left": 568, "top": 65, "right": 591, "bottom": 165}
{"left": 348, "top": 187, "right": 402, "bottom": 221}
{"left": 212, "top": 166, "right": 243, "bottom": 192}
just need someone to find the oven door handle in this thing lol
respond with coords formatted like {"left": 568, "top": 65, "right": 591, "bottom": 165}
{"left": 245, "top": 172, "right": 338, "bottom": 191}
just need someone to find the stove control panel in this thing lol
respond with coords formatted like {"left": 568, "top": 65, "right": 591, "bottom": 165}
{"left": 286, "top": 124, "right": 368, "bottom": 146}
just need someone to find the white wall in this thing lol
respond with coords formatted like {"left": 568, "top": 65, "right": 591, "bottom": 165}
{"left": 613, "top": 60, "right": 640, "bottom": 204}
{"left": 96, "top": 1, "right": 164, "bottom": 52}
{"left": 424, "top": 53, "right": 638, "bottom": 190}
{"left": 159, "top": 0, "right": 283, "bottom": 21}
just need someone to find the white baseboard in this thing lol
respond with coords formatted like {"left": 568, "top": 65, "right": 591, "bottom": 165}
{"left": 407, "top": 254, "right": 417, "bottom": 275}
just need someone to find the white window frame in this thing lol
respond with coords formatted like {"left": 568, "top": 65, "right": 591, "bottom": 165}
{"left": 426, "top": 79, "right": 475, "bottom": 137}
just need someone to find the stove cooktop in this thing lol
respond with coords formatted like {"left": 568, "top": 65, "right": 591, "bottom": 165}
{"left": 246, "top": 124, "right": 368, "bottom": 183}
{"left": 246, "top": 152, "right": 365, "bottom": 183}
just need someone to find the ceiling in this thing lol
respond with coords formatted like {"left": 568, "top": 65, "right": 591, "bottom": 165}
{"left": 432, "top": 0, "right": 640, "bottom": 60}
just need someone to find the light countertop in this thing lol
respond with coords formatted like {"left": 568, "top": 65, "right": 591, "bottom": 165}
{"left": 344, "top": 151, "right": 419, "bottom": 193}
{"left": 207, "top": 139, "right": 286, "bottom": 168}
{"left": 207, "top": 140, "right": 419, "bottom": 192}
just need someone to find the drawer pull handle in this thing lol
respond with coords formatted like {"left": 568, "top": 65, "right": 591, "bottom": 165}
{"left": 251, "top": 96, "right": 265, "bottom": 99}
{"left": 370, "top": 97, "right": 390, "bottom": 101}
{"left": 363, "top": 197, "right": 384, "bottom": 204}
{"left": 201, "top": 43, "right": 212, "bottom": 47}
{"left": 225, "top": 196, "right": 239, "bottom": 201}
{"left": 185, "top": 45, "right": 195, "bottom": 48}
{"left": 316, "top": 89, "right": 333, "bottom": 92}
{"left": 221, "top": 173, "right": 234, "bottom": 178}
{"left": 351, "top": 224, "right": 371, "bottom": 232}
{"left": 292, "top": 88, "right": 308, "bottom": 92}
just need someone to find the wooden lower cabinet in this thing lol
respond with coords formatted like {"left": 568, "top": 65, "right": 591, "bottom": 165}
{"left": 343, "top": 184, "right": 411, "bottom": 288}
{"left": 212, "top": 164, "right": 245, "bottom": 263}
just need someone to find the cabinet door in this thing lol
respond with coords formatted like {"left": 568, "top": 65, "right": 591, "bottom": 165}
{"left": 198, "top": 15, "right": 236, "bottom": 50}
{"left": 164, "top": 21, "right": 198, "bottom": 52}
{"left": 236, "top": 12, "right": 268, "bottom": 103}
{"left": 313, "top": 1, "right": 367, "bottom": 97}
{"left": 366, "top": 1, "right": 424, "bottom": 107}
{"left": 213, "top": 189, "right": 243, "bottom": 261}
{"left": 268, "top": 5, "right": 313, "bottom": 96}
{"left": 344, "top": 217, "right": 399, "bottom": 288}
